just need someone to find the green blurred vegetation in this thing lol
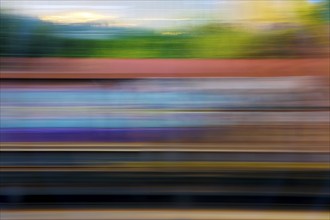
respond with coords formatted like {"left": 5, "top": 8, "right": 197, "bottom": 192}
{"left": 56, "top": 35, "right": 193, "bottom": 58}
{"left": 0, "top": 0, "right": 328, "bottom": 58}
{"left": 0, "top": 24, "right": 308, "bottom": 58}
{"left": 50, "top": 27, "right": 260, "bottom": 58}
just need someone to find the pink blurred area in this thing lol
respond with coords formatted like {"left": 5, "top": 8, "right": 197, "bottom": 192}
{"left": 1, "top": 58, "right": 329, "bottom": 78}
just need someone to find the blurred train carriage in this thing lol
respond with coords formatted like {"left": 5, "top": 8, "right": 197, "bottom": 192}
{"left": 0, "top": 1, "right": 329, "bottom": 218}
{"left": 1, "top": 74, "right": 329, "bottom": 144}
{"left": 0, "top": 58, "right": 329, "bottom": 210}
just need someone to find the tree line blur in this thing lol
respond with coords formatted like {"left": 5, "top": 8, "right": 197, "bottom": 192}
{"left": 0, "top": 0, "right": 329, "bottom": 58}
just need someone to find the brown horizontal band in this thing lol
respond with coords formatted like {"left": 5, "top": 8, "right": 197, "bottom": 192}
{"left": 1, "top": 58, "right": 329, "bottom": 79}
{"left": 1, "top": 162, "right": 329, "bottom": 172}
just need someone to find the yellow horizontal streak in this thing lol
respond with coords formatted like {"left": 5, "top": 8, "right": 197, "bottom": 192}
{"left": 1, "top": 142, "right": 329, "bottom": 153}
{"left": 1, "top": 209, "right": 329, "bottom": 220}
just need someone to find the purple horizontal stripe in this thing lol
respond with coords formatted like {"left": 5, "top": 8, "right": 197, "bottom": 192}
{"left": 0, "top": 128, "right": 209, "bottom": 142}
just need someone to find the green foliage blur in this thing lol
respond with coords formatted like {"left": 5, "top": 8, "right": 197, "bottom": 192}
{"left": 0, "top": 0, "right": 328, "bottom": 58}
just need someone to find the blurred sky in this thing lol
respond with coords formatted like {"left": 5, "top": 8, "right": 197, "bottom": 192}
{"left": 1, "top": 0, "right": 322, "bottom": 28}
{"left": 1, "top": 0, "right": 220, "bottom": 28}
{"left": 309, "top": 0, "right": 323, "bottom": 3}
